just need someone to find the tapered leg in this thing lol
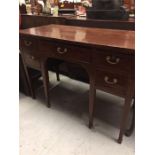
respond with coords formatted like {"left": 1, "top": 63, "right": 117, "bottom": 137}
{"left": 118, "top": 79, "right": 134, "bottom": 144}
{"left": 89, "top": 74, "right": 96, "bottom": 129}
{"left": 19, "top": 54, "right": 30, "bottom": 96}
{"left": 41, "top": 61, "right": 50, "bottom": 108}
{"left": 117, "top": 96, "right": 133, "bottom": 143}
{"left": 125, "top": 99, "right": 135, "bottom": 137}
{"left": 55, "top": 65, "right": 60, "bottom": 81}
{"left": 23, "top": 65, "right": 36, "bottom": 99}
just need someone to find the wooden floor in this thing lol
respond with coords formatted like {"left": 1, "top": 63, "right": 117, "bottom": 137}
{"left": 19, "top": 72, "right": 134, "bottom": 155}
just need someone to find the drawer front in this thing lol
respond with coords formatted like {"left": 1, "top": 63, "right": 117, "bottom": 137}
{"left": 22, "top": 52, "right": 40, "bottom": 70}
{"left": 38, "top": 40, "right": 55, "bottom": 56}
{"left": 20, "top": 37, "right": 37, "bottom": 53}
{"left": 38, "top": 40, "right": 91, "bottom": 63}
{"left": 54, "top": 44, "right": 91, "bottom": 63}
{"left": 93, "top": 50, "right": 134, "bottom": 73}
{"left": 95, "top": 69, "right": 128, "bottom": 96}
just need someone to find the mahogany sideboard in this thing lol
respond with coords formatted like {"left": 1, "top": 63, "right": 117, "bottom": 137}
{"left": 19, "top": 24, "right": 135, "bottom": 143}
{"left": 20, "top": 14, "right": 135, "bottom": 93}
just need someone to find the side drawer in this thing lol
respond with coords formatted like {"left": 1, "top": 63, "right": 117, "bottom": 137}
{"left": 20, "top": 36, "right": 37, "bottom": 53}
{"left": 95, "top": 69, "right": 129, "bottom": 97}
{"left": 22, "top": 52, "right": 40, "bottom": 70}
{"left": 93, "top": 50, "right": 134, "bottom": 73}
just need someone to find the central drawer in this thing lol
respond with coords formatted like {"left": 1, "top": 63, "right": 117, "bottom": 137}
{"left": 38, "top": 40, "right": 91, "bottom": 63}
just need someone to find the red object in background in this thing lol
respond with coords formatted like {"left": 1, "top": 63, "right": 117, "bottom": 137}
{"left": 77, "top": 6, "right": 86, "bottom": 15}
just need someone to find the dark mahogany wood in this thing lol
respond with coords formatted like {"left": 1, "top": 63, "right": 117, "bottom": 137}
{"left": 21, "top": 53, "right": 36, "bottom": 99}
{"left": 117, "top": 80, "right": 134, "bottom": 143}
{"left": 125, "top": 98, "right": 135, "bottom": 137}
{"left": 19, "top": 24, "right": 135, "bottom": 143}
{"left": 66, "top": 16, "right": 135, "bottom": 30}
{"left": 89, "top": 68, "right": 96, "bottom": 129}
{"left": 21, "top": 14, "right": 66, "bottom": 29}
{"left": 20, "top": 14, "right": 134, "bottom": 85}
{"left": 20, "top": 13, "right": 134, "bottom": 91}
{"left": 20, "top": 35, "right": 61, "bottom": 107}
{"left": 40, "top": 60, "right": 50, "bottom": 107}
{"left": 19, "top": 53, "right": 30, "bottom": 95}
{"left": 21, "top": 14, "right": 135, "bottom": 30}
{"left": 19, "top": 24, "right": 134, "bottom": 49}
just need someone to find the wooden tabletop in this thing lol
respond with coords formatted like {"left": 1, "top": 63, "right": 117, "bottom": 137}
{"left": 20, "top": 24, "right": 135, "bottom": 50}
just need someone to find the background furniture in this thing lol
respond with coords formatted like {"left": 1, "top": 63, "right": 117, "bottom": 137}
{"left": 20, "top": 14, "right": 135, "bottom": 30}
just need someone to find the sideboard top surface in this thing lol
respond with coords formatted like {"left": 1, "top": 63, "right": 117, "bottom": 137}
{"left": 20, "top": 24, "right": 135, "bottom": 51}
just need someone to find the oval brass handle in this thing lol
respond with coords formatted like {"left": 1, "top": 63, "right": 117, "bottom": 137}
{"left": 104, "top": 76, "right": 118, "bottom": 85}
{"left": 24, "top": 40, "right": 32, "bottom": 46}
{"left": 57, "top": 47, "right": 67, "bottom": 54}
{"left": 106, "top": 56, "right": 120, "bottom": 65}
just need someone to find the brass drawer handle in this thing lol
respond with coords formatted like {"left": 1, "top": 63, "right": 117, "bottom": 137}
{"left": 104, "top": 76, "right": 118, "bottom": 85}
{"left": 24, "top": 40, "right": 32, "bottom": 46}
{"left": 106, "top": 56, "right": 120, "bottom": 65}
{"left": 57, "top": 47, "right": 67, "bottom": 54}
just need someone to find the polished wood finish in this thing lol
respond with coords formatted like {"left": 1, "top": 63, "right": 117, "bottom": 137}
{"left": 92, "top": 49, "right": 134, "bottom": 73}
{"left": 19, "top": 53, "right": 30, "bottom": 95}
{"left": 125, "top": 98, "right": 135, "bottom": 137}
{"left": 22, "top": 56, "right": 36, "bottom": 99}
{"left": 20, "top": 24, "right": 134, "bottom": 143}
{"left": 20, "top": 13, "right": 134, "bottom": 88}
{"left": 20, "top": 24, "right": 134, "bottom": 49}
{"left": 66, "top": 16, "right": 135, "bottom": 30}
{"left": 20, "top": 35, "right": 61, "bottom": 107}
{"left": 38, "top": 40, "right": 91, "bottom": 63}
{"left": 41, "top": 60, "right": 50, "bottom": 107}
